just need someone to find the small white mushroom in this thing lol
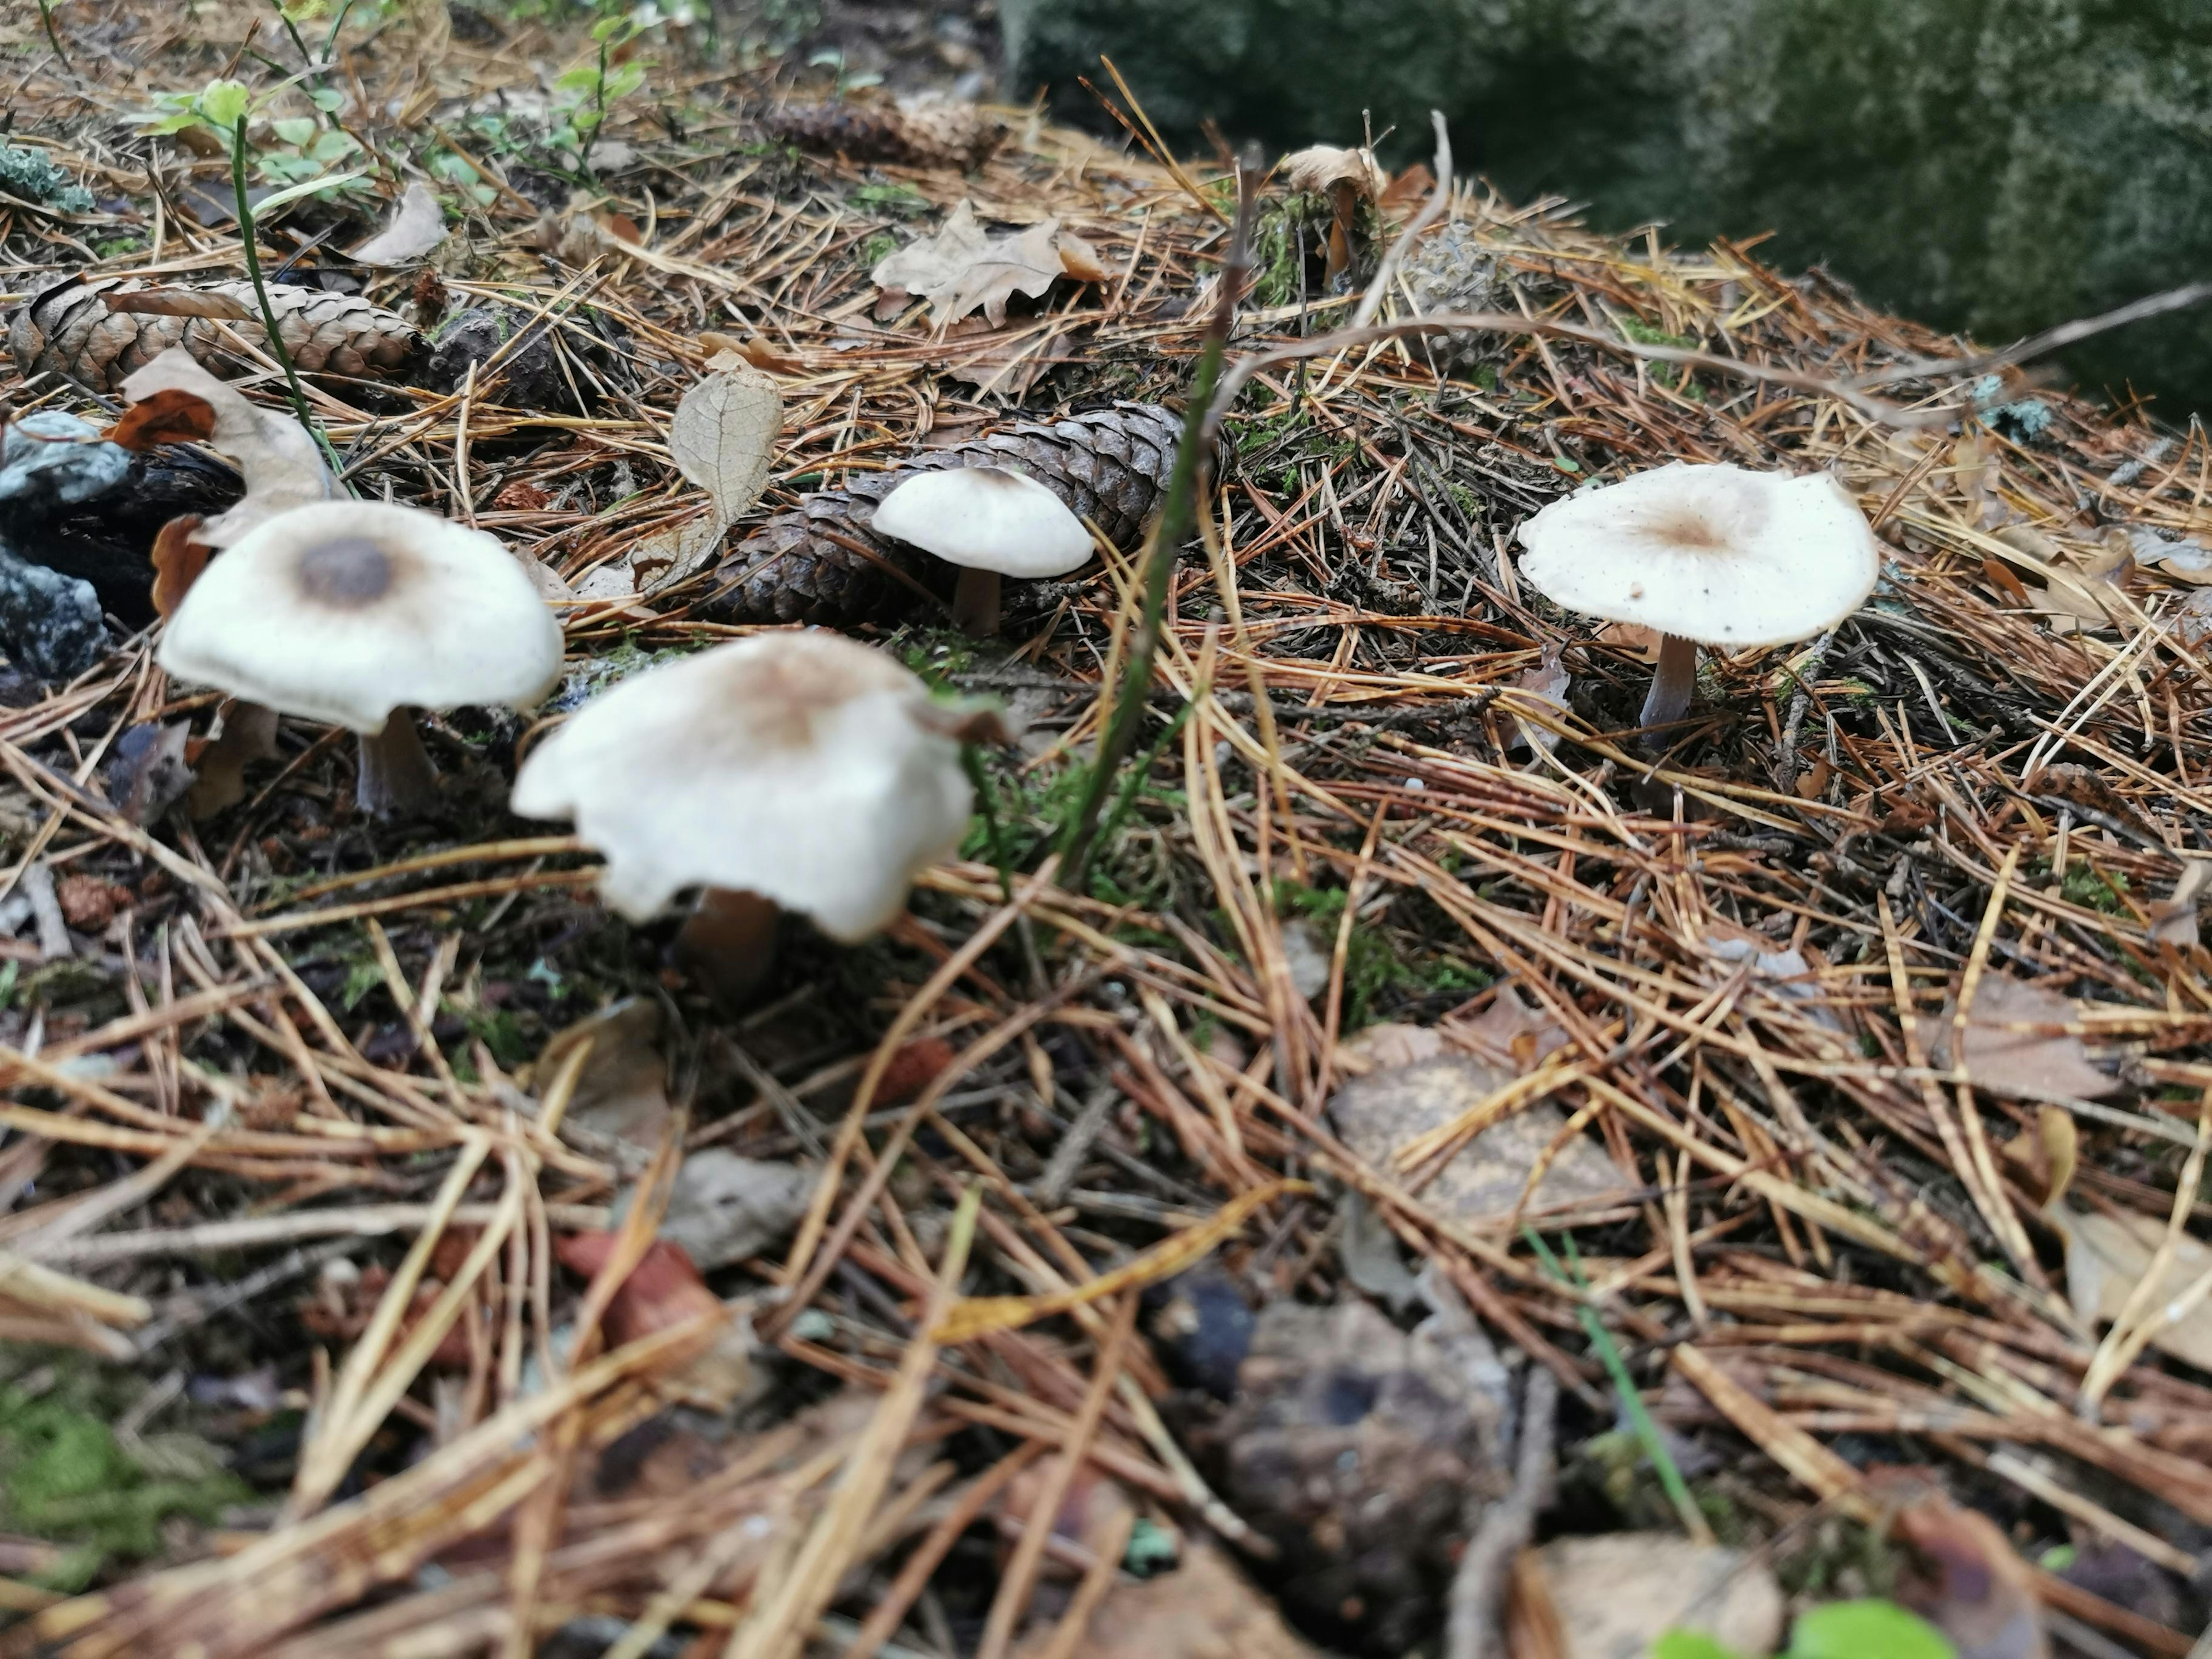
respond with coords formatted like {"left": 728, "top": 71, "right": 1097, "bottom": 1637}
{"left": 509, "top": 630, "right": 976, "bottom": 999}
{"left": 1516, "top": 463, "right": 1878, "bottom": 743}
{"left": 157, "top": 499, "right": 563, "bottom": 815}
{"left": 870, "top": 465, "right": 1093, "bottom": 635}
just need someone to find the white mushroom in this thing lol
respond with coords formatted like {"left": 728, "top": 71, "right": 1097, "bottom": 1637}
{"left": 157, "top": 499, "right": 563, "bottom": 815}
{"left": 509, "top": 631, "right": 977, "bottom": 998}
{"left": 870, "top": 465, "right": 1093, "bottom": 635}
{"left": 1516, "top": 463, "right": 1878, "bottom": 743}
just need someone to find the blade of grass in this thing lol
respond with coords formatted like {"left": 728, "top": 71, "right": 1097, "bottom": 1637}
{"left": 1058, "top": 150, "right": 1258, "bottom": 889}
{"left": 1525, "top": 1226, "right": 1714, "bottom": 1544}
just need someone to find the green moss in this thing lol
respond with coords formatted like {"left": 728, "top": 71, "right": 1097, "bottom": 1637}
{"left": 1268, "top": 880, "right": 1487, "bottom": 1027}
{"left": 851, "top": 182, "right": 931, "bottom": 218}
{"left": 0, "top": 1369, "right": 248, "bottom": 1585}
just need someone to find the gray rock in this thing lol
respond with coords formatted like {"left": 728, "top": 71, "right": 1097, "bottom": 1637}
{"left": 0, "top": 546, "right": 107, "bottom": 679}
{"left": 0, "top": 412, "right": 132, "bottom": 507}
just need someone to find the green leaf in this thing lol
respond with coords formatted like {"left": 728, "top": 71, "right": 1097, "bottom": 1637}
{"left": 554, "top": 65, "right": 601, "bottom": 93}
{"left": 144, "top": 111, "right": 203, "bottom": 135}
{"left": 308, "top": 128, "right": 360, "bottom": 162}
{"left": 278, "top": 0, "right": 328, "bottom": 20}
{"left": 308, "top": 86, "right": 344, "bottom": 112}
{"left": 252, "top": 166, "right": 370, "bottom": 215}
{"left": 1656, "top": 1635, "right": 1745, "bottom": 1659}
{"left": 1787, "top": 1602, "right": 1957, "bottom": 1659}
{"left": 195, "top": 79, "right": 253, "bottom": 131}
{"left": 271, "top": 116, "right": 317, "bottom": 146}
{"left": 603, "top": 60, "right": 645, "bottom": 98}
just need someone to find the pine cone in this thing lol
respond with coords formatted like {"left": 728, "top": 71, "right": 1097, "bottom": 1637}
{"left": 706, "top": 402, "right": 1184, "bottom": 625}
{"left": 764, "top": 100, "right": 1007, "bottom": 171}
{"left": 9, "top": 276, "right": 419, "bottom": 393}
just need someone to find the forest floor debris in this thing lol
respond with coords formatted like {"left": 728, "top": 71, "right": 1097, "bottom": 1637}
{"left": 0, "top": 2, "right": 2210, "bottom": 1656}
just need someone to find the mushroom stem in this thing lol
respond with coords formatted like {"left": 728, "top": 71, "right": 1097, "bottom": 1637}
{"left": 1639, "top": 632, "right": 1699, "bottom": 740}
{"left": 676, "top": 887, "right": 780, "bottom": 1005}
{"left": 356, "top": 709, "right": 439, "bottom": 817}
{"left": 950, "top": 567, "right": 1002, "bottom": 637}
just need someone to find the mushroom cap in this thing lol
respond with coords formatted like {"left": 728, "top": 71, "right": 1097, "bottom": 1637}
{"left": 1516, "top": 463, "right": 1879, "bottom": 649}
{"left": 157, "top": 500, "right": 562, "bottom": 733}
{"left": 509, "top": 630, "right": 972, "bottom": 941}
{"left": 869, "top": 466, "right": 1093, "bottom": 578}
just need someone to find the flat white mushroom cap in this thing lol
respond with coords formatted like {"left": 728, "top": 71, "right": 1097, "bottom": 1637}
{"left": 158, "top": 500, "right": 563, "bottom": 733}
{"left": 509, "top": 631, "right": 972, "bottom": 940}
{"left": 870, "top": 466, "right": 1093, "bottom": 578}
{"left": 1516, "top": 463, "right": 1879, "bottom": 649}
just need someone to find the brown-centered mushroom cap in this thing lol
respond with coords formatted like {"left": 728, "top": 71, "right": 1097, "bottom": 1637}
{"left": 1516, "top": 462, "right": 1878, "bottom": 649}
{"left": 157, "top": 499, "right": 563, "bottom": 733}
{"left": 509, "top": 630, "right": 972, "bottom": 941}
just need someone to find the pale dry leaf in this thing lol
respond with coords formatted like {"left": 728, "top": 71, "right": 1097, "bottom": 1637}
{"left": 1533, "top": 1533, "right": 1784, "bottom": 1659}
{"left": 2171, "top": 586, "right": 2212, "bottom": 646}
{"left": 2126, "top": 525, "right": 2212, "bottom": 585}
{"left": 534, "top": 997, "right": 671, "bottom": 1144}
{"left": 350, "top": 181, "right": 448, "bottom": 267}
{"left": 2150, "top": 859, "right": 2212, "bottom": 948}
{"left": 1928, "top": 975, "right": 2118, "bottom": 1104}
{"left": 102, "top": 287, "right": 256, "bottom": 320}
{"left": 871, "top": 200, "right": 1071, "bottom": 327}
{"left": 1596, "top": 619, "right": 1662, "bottom": 662}
{"left": 1456, "top": 982, "right": 1570, "bottom": 1072}
{"left": 1328, "top": 1053, "right": 1624, "bottom": 1226}
{"left": 1012, "top": 1539, "right": 1321, "bottom": 1659}
{"left": 644, "top": 359, "right": 782, "bottom": 592}
{"left": 613, "top": 1147, "right": 815, "bottom": 1273}
{"left": 185, "top": 701, "right": 278, "bottom": 820}
{"left": 1953, "top": 433, "right": 2012, "bottom": 529}
{"left": 117, "top": 349, "right": 335, "bottom": 544}
{"left": 1336, "top": 1021, "right": 1446, "bottom": 1074}
{"left": 1507, "top": 643, "right": 1570, "bottom": 754}
{"left": 2060, "top": 1203, "right": 2212, "bottom": 1373}
{"left": 1056, "top": 230, "right": 1109, "bottom": 283}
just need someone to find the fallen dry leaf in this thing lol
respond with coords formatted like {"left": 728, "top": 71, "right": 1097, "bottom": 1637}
{"left": 185, "top": 701, "right": 278, "bottom": 820}
{"left": 1013, "top": 1539, "right": 1321, "bottom": 1659}
{"left": 2059, "top": 1203, "right": 2212, "bottom": 1373}
{"left": 350, "top": 180, "right": 448, "bottom": 267}
{"left": 699, "top": 329, "right": 806, "bottom": 374}
{"left": 1507, "top": 644, "right": 1570, "bottom": 755}
{"left": 100, "top": 286, "right": 256, "bottom": 321}
{"left": 1595, "top": 619, "right": 1662, "bottom": 662}
{"left": 1457, "top": 982, "right": 1571, "bottom": 1073}
{"left": 1928, "top": 975, "right": 2118, "bottom": 1104}
{"left": 149, "top": 515, "right": 211, "bottom": 619}
{"left": 878, "top": 1035, "right": 957, "bottom": 1105}
{"left": 608, "top": 359, "right": 782, "bottom": 596}
{"left": 1531, "top": 1533, "right": 1785, "bottom": 1659}
{"left": 872, "top": 200, "right": 1102, "bottom": 327}
{"left": 103, "top": 388, "right": 217, "bottom": 451}
{"left": 2150, "top": 859, "right": 2212, "bottom": 947}
{"left": 534, "top": 997, "right": 672, "bottom": 1145}
{"left": 2124, "top": 525, "right": 2212, "bottom": 585}
{"left": 616, "top": 1148, "right": 813, "bottom": 1274}
{"left": 1328, "top": 1053, "right": 1625, "bottom": 1226}
{"left": 117, "top": 349, "right": 336, "bottom": 544}
{"left": 1338, "top": 1021, "right": 1446, "bottom": 1074}
{"left": 301, "top": 1259, "right": 473, "bottom": 1370}
{"left": 556, "top": 1231, "right": 756, "bottom": 1409}
{"left": 1886, "top": 1483, "right": 2051, "bottom": 1659}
